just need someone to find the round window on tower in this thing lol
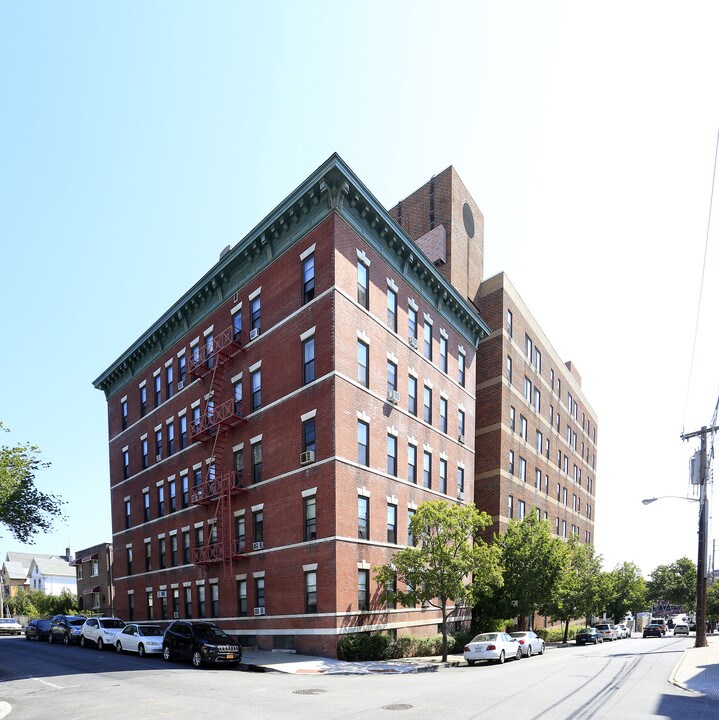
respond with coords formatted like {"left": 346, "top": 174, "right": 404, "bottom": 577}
{"left": 462, "top": 202, "right": 475, "bottom": 239}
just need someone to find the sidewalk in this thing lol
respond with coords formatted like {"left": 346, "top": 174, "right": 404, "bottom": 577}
{"left": 669, "top": 634, "right": 719, "bottom": 699}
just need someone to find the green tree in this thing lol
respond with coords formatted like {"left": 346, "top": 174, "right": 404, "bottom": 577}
{"left": 495, "top": 514, "right": 566, "bottom": 628}
{"left": 375, "top": 500, "right": 502, "bottom": 662}
{"left": 8, "top": 588, "right": 79, "bottom": 618}
{"left": 707, "top": 582, "right": 719, "bottom": 622}
{"left": 542, "top": 536, "right": 604, "bottom": 642}
{"left": 604, "top": 561, "right": 647, "bottom": 623}
{"left": 0, "top": 423, "right": 64, "bottom": 542}
{"left": 647, "top": 557, "right": 696, "bottom": 611}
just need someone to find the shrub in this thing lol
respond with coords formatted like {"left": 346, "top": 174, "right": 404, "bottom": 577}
{"left": 336, "top": 632, "right": 392, "bottom": 661}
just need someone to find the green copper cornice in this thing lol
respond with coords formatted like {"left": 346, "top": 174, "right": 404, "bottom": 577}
{"left": 94, "top": 154, "right": 489, "bottom": 399}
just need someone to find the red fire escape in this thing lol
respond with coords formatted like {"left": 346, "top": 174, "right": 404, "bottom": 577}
{"left": 189, "top": 326, "right": 247, "bottom": 576}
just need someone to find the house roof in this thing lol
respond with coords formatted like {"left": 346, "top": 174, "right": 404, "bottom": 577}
{"left": 2, "top": 561, "right": 29, "bottom": 580}
{"left": 5, "top": 551, "right": 57, "bottom": 572}
{"left": 30, "top": 557, "right": 76, "bottom": 578}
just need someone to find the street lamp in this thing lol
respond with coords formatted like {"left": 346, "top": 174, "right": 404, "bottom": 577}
{"left": 641, "top": 492, "right": 707, "bottom": 648}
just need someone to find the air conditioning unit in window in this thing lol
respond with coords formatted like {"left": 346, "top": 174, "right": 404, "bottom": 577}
{"left": 458, "top": 435, "right": 465, "bottom": 444}
{"left": 252, "top": 541, "right": 264, "bottom": 551}
{"left": 157, "top": 590, "right": 167, "bottom": 598}
{"left": 408, "top": 336, "right": 418, "bottom": 349}
{"left": 249, "top": 328, "right": 260, "bottom": 340}
{"left": 156, "top": 454, "right": 163, "bottom": 462}
{"left": 387, "top": 390, "right": 400, "bottom": 405}
{"left": 254, "top": 607, "right": 266, "bottom": 616}
{"left": 177, "top": 380, "right": 184, "bottom": 390}
{"left": 300, "top": 450, "right": 316, "bottom": 466}
{"left": 173, "top": 612, "right": 180, "bottom": 619}
{"left": 458, "top": 491, "right": 464, "bottom": 501}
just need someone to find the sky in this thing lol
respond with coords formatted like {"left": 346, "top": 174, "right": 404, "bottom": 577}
{"left": 1, "top": 1, "right": 717, "bottom": 579}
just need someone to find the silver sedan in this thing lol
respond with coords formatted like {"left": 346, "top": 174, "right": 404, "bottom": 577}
{"left": 510, "top": 630, "right": 546, "bottom": 657}
{"left": 464, "top": 632, "right": 522, "bottom": 665}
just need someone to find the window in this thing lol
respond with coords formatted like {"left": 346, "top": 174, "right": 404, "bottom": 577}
{"left": 506, "top": 356, "right": 512, "bottom": 383}
{"left": 126, "top": 547, "right": 133, "bottom": 575}
{"left": 536, "top": 430, "right": 543, "bottom": 454}
{"left": 304, "top": 495, "right": 317, "bottom": 541}
{"left": 231, "top": 309, "right": 242, "bottom": 343}
{"left": 169, "top": 479, "right": 177, "bottom": 513}
{"left": 251, "top": 369, "right": 261, "bottom": 411}
{"left": 121, "top": 399, "right": 128, "bottom": 430}
{"left": 143, "top": 490, "right": 150, "bottom": 523}
{"left": 181, "top": 475, "right": 189, "bottom": 509}
{"left": 408, "top": 375, "right": 417, "bottom": 415}
{"left": 387, "top": 504, "right": 397, "bottom": 544}
{"left": 436, "top": 396, "right": 447, "bottom": 433}
{"left": 524, "top": 377, "right": 532, "bottom": 401}
{"left": 407, "top": 444, "right": 417, "bottom": 483}
{"left": 140, "top": 385, "right": 147, "bottom": 417}
{"left": 253, "top": 510, "right": 264, "bottom": 543}
{"left": 123, "top": 449, "right": 129, "bottom": 480}
{"left": 507, "top": 309, "right": 513, "bottom": 338}
{"left": 210, "top": 584, "right": 219, "bottom": 618}
{"left": 237, "top": 579, "right": 248, "bottom": 617}
{"left": 387, "top": 360, "right": 397, "bottom": 396}
{"left": 146, "top": 590, "right": 154, "bottom": 620}
{"left": 179, "top": 416, "right": 187, "bottom": 450}
{"left": 125, "top": 500, "right": 131, "bottom": 529}
{"left": 407, "top": 508, "right": 416, "bottom": 546}
{"left": 154, "top": 374, "right": 161, "bottom": 407}
{"left": 439, "top": 335, "right": 448, "bottom": 373}
{"left": 509, "top": 450, "right": 515, "bottom": 475}
{"left": 159, "top": 537, "right": 166, "bottom": 569}
{"left": 167, "top": 423, "right": 175, "bottom": 455}
{"left": 534, "top": 388, "right": 541, "bottom": 412}
{"left": 178, "top": 354, "right": 186, "bottom": 385}
{"left": 305, "top": 571, "right": 317, "bottom": 613}
{"left": 525, "top": 334, "right": 533, "bottom": 359}
{"left": 302, "top": 336, "right": 315, "bottom": 385}
{"left": 457, "top": 466, "right": 465, "bottom": 497}
{"left": 509, "top": 406, "right": 515, "bottom": 431}
{"left": 519, "top": 415, "right": 527, "bottom": 441}
{"left": 518, "top": 500, "right": 526, "bottom": 520}
{"left": 358, "top": 496, "right": 369, "bottom": 539}
{"left": 519, "top": 457, "right": 527, "bottom": 483}
{"left": 184, "top": 586, "right": 193, "bottom": 618}
{"left": 251, "top": 441, "right": 263, "bottom": 484}
{"left": 423, "top": 450, "right": 432, "bottom": 488}
{"left": 423, "top": 386, "right": 432, "bottom": 424}
{"left": 192, "top": 406, "right": 200, "bottom": 434}
{"left": 233, "top": 380, "right": 242, "bottom": 416}
{"left": 166, "top": 364, "right": 174, "bottom": 399}
{"left": 458, "top": 352, "right": 465, "bottom": 387}
{"left": 144, "top": 541, "right": 152, "bottom": 572}
{"left": 423, "top": 321, "right": 432, "bottom": 360}
{"left": 157, "top": 486, "right": 165, "bottom": 517}
{"left": 235, "top": 515, "right": 246, "bottom": 552}
{"left": 508, "top": 495, "right": 514, "bottom": 519}
{"left": 408, "top": 306, "right": 417, "bottom": 342}
{"left": 458, "top": 409, "right": 466, "bottom": 438}
{"left": 358, "top": 569, "right": 370, "bottom": 611}
{"left": 155, "top": 429, "right": 162, "bottom": 460}
{"left": 302, "top": 254, "right": 315, "bottom": 304}
{"left": 357, "top": 420, "right": 369, "bottom": 466}
{"left": 198, "top": 585, "right": 206, "bottom": 618}
{"left": 357, "top": 340, "right": 369, "bottom": 387}
{"left": 303, "top": 418, "right": 316, "bottom": 454}
{"left": 170, "top": 534, "right": 178, "bottom": 565}
{"left": 439, "top": 458, "right": 447, "bottom": 494}
{"left": 194, "top": 467, "right": 202, "bottom": 488}
{"left": 255, "top": 577, "right": 267, "bottom": 612}
{"left": 387, "top": 288, "right": 397, "bottom": 332}
{"left": 387, "top": 434, "right": 397, "bottom": 476}
{"left": 357, "top": 261, "right": 368, "bottom": 308}
{"left": 250, "top": 296, "right": 261, "bottom": 333}
{"left": 205, "top": 332, "right": 215, "bottom": 369}
{"left": 91, "top": 559, "right": 99, "bottom": 577}
{"left": 182, "top": 530, "right": 190, "bottom": 564}
{"left": 535, "top": 349, "right": 542, "bottom": 373}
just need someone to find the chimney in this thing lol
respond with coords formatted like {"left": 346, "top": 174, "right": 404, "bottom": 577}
{"left": 65, "top": 547, "right": 71, "bottom": 562}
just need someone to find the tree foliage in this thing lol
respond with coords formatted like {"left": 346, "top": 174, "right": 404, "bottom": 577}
{"left": 374, "top": 500, "right": 502, "bottom": 661}
{"left": 647, "top": 557, "right": 696, "bottom": 610}
{"left": 0, "top": 423, "right": 64, "bottom": 542}
{"left": 707, "top": 582, "right": 719, "bottom": 621}
{"left": 6, "top": 588, "right": 78, "bottom": 618}
{"left": 604, "top": 561, "right": 647, "bottom": 622}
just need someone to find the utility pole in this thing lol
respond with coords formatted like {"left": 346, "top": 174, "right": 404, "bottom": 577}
{"left": 682, "top": 424, "right": 718, "bottom": 648}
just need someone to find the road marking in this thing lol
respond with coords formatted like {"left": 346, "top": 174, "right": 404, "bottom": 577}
{"left": 0, "top": 701, "right": 11, "bottom": 719}
{"left": 34, "top": 679, "right": 64, "bottom": 689}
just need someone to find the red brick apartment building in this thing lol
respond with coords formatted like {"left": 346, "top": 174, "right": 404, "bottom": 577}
{"left": 93, "top": 155, "right": 489, "bottom": 656}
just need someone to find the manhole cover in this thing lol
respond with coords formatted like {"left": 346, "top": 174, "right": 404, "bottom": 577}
{"left": 292, "top": 689, "right": 326, "bottom": 695}
{"left": 383, "top": 704, "right": 413, "bottom": 711}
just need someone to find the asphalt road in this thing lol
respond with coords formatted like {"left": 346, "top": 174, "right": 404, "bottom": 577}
{"left": 0, "top": 634, "right": 715, "bottom": 719}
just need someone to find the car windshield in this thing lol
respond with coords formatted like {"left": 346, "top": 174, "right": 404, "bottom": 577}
{"left": 100, "top": 619, "right": 125, "bottom": 629}
{"left": 139, "top": 626, "right": 163, "bottom": 637}
{"left": 196, "top": 625, "right": 230, "bottom": 641}
{"left": 471, "top": 633, "right": 498, "bottom": 643}
{"left": 579, "top": 628, "right": 594, "bottom": 633}
{"left": 69, "top": 618, "right": 85, "bottom": 626}
{"left": 0, "top": 619, "right": 15, "bottom": 624}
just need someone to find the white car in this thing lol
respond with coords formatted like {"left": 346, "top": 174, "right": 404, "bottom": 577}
{"left": 673, "top": 623, "right": 690, "bottom": 636}
{"left": 115, "top": 623, "right": 164, "bottom": 657}
{"left": 509, "top": 630, "right": 545, "bottom": 657}
{"left": 80, "top": 617, "right": 126, "bottom": 650}
{"left": 0, "top": 618, "right": 23, "bottom": 636}
{"left": 464, "top": 632, "right": 522, "bottom": 665}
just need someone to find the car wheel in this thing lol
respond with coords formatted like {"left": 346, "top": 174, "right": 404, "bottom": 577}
{"left": 97, "top": 638, "right": 104, "bottom": 651}
{"left": 138, "top": 644, "right": 146, "bottom": 658}
{"left": 163, "top": 646, "right": 172, "bottom": 662}
{"left": 48, "top": 632, "right": 54, "bottom": 644}
{"left": 191, "top": 650, "right": 203, "bottom": 668}
{"left": 515, "top": 647, "right": 522, "bottom": 661}
{"left": 116, "top": 642, "right": 123, "bottom": 654}
{"left": 25, "top": 633, "right": 30, "bottom": 641}
{"left": 539, "top": 642, "right": 545, "bottom": 655}
{"left": 526, "top": 645, "right": 532, "bottom": 658}
{"left": 497, "top": 650, "right": 505, "bottom": 664}
{"left": 80, "top": 636, "right": 87, "bottom": 648}
{"left": 467, "top": 659, "right": 475, "bottom": 666}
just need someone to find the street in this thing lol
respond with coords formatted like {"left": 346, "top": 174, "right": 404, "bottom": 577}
{"left": 0, "top": 634, "right": 715, "bottom": 719}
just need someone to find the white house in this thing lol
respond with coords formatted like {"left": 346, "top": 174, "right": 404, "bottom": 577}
{"left": 27, "top": 557, "right": 77, "bottom": 596}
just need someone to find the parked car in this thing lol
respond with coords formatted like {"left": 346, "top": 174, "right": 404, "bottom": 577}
{"left": 594, "top": 623, "right": 617, "bottom": 641}
{"left": 162, "top": 621, "right": 241, "bottom": 668}
{"left": 673, "top": 623, "right": 690, "bottom": 636}
{"left": 651, "top": 618, "right": 667, "bottom": 635}
{"left": 116, "top": 623, "right": 164, "bottom": 657}
{"left": 49, "top": 614, "right": 87, "bottom": 645}
{"left": 617, "top": 624, "right": 631, "bottom": 638}
{"left": 509, "top": 631, "right": 545, "bottom": 657}
{"left": 643, "top": 622, "right": 663, "bottom": 638}
{"left": 24, "top": 619, "right": 52, "bottom": 641}
{"left": 80, "top": 617, "right": 126, "bottom": 650}
{"left": 612, "top": 624, "right": 627, "bottom": 639}
{"left": 0, "top": 618, "right": 23, "bottom": 636}
{"left": 464, "top": 632, "right": 522, "bottom": 665}
{"left": 575, "top": 627, "right": 603, "bottom": 645}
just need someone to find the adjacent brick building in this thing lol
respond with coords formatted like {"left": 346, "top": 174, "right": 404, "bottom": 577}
{"left": 74, "top": 543, "right": 114, "bottom": 615}
{"left": 93, "top": 155, "right": 488, "bottom": 656}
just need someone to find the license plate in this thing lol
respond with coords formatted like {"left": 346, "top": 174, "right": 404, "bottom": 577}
{"left": 224, "top": 654, "right": 237, "bottom": 659}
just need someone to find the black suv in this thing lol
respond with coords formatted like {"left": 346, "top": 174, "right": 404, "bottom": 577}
{"left": 49, "top": 614, "right": 86, "bottom": 645}
{"left": 162, "top": 621, "right": 241, "bottom": 668}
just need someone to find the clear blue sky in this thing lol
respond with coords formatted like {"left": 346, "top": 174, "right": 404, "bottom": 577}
{"left": 1, "top": 1, "right": 718, "bottom": 577}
